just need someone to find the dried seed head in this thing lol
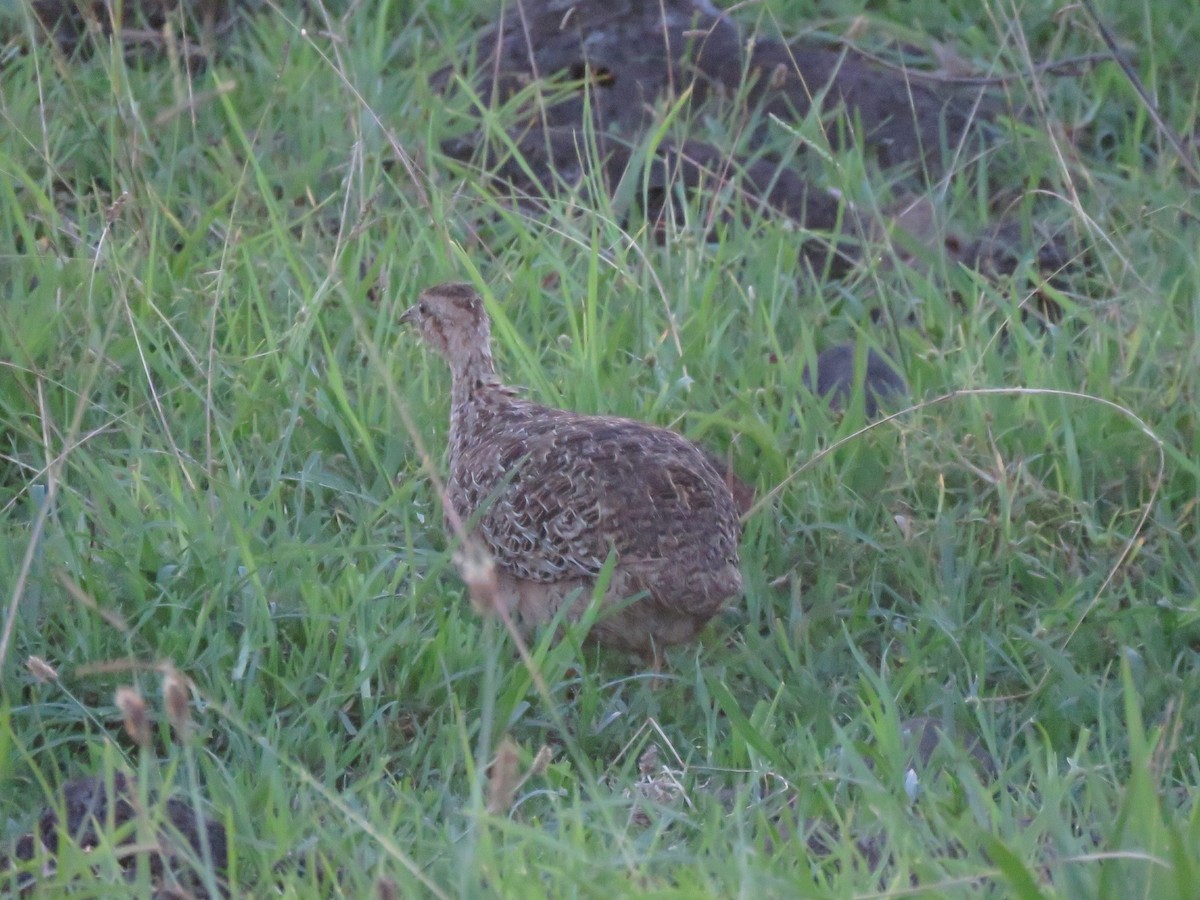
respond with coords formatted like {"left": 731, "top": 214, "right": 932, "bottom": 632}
{"left": 626, "top": 743, "right": 686, "bottom": 826}
{"left": 104, "top": 190, "right": 130, "bottom": 226}
{"left": 162, "top": 667, "right": 192, "bottom": 741}
{"left": 638, "top": 744, "right": 661, "bottom": 777}
{"left": 376, "top": 877, "right": 399, "bottom": 900}
{"left": 26, "top": 656, "right": 58, "bottom": 683}
{"left": 454, "top": 536, "right": 500, "bottom": 616}
{"left": 115, "top": 686, "right": 152, "bottom": 748}
{"left": 529, "top": 744, "right": 554, "bottom": 778}
{"left": 487, "top": 737, "right": 521, "bottom": 815}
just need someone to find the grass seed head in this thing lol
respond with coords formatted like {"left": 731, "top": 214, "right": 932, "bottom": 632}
{"left": 115, "top": 686, "right": 152, "bottom": 748}
{"left": 162, "top": 667, "right": 192, "bottom": 742}
{"left": 487, "top": 737, "right": 521, "bottom": 815}
{"left": 454, "top": 536, "right": 501, "bottom": 616}
{"left": 26, "top": 656, "right": 58, "bottom": 683}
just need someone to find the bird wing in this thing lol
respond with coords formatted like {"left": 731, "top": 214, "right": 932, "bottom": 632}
{"left": 455, "top": 409, "right": 739, "bottom": 584}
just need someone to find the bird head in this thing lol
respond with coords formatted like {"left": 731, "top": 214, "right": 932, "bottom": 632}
{"left": 401, "top": 282, "right": 491, "bottom": 362}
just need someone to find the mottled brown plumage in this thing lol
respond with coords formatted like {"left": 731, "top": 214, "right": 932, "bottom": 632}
{"left": 402, "top": 282, "right": 743, "bottom": 663}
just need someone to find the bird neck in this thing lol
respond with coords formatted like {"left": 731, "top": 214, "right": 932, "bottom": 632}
{"left": 449, "top": 344, "right": 505, "bottom": 410}
{"left": 447, "top": 347, "right": 518, "bottom": 475}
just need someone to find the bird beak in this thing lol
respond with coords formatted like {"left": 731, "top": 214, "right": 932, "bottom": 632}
{"left": 399, "top": 305, "right": 417, "bottom": 326}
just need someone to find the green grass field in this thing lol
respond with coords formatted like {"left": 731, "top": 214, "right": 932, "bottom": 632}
{"left": 2, "top": 0, "right": 1199, "bottom": 895}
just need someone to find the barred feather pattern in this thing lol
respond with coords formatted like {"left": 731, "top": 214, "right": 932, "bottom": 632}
{"left": 403, "top": 282, "right": 743, "bottom": 659}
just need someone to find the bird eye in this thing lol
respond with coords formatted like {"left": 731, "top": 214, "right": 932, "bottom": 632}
{"left": 418, "top": 302, "right": 428, "bottom": 315}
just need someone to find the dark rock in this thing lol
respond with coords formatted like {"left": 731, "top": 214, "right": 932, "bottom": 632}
{"left": 442, "top": 128, "right": 854, "bottom": 274}
{"left": 899, "top": 716, "right": 998, "bottom": 780}
{"left": 443, "top": 0, "right": 1000, "bottom": 178}
{"left": 436, "top": 1, "right": 1033, "bottom": 280}
{"left": 25, "top": 0, "right": 244, "bottom": 60}
{"left": 703, "top": 37, "right": 1000, "bottom": 175}
{"left": 2, "top": 772, "right": 228, "bottom": 897}
{"left": 803, "top": 342, "right": 908, "bottom": 418}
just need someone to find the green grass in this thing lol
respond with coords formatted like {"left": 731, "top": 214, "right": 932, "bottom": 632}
{"left": 2, "top": 0, "right": 1199, "bottom": 895}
